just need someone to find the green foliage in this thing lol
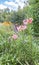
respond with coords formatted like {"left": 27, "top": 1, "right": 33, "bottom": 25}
{"left": 11, "top": 10, "right": 25, "bottom": 24}
{"left": 29, "top": 0, "right": 39, "bottom": 35}
{"left": 29, "top": 0, "right": 39, "bottom": 4}
{"left": 23, "top": 6, "right": 33, "bottom": 18}
{"left": 0, "top": 23, "right": 39, "bottom": 65}
{"left": 0, "top": 9, "right": 25, "bottom": 24}
{"left": 33, "top": 3, "right": 39, "bottom": 34}
{"left": 29, "top": 0, "right": 36, "bottom": 4}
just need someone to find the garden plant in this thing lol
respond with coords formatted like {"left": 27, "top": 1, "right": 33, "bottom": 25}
{"left": 0, "top": 18, "right": 39, "bottom": 65}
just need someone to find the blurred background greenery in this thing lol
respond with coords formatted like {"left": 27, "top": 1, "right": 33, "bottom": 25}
{"left": 0, "top": 0, "right": 39, "bottom": 36}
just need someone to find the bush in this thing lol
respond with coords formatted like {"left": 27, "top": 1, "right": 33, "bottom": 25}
{"left": 33, "top": 3, "right": 39, "bottom": 35}
{"left": 29, "top": 0, "right": 39, "bottom": 35}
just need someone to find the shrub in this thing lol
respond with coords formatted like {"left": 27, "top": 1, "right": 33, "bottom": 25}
{"left": 33, "top": 3, "right": 39, "bottom": 35}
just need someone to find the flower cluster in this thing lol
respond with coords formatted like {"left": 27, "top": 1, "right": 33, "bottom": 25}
{"left": 3, "top": 21, "right": 11, "bottom": 26}
{"left": 16, "top": 18, "right": 33, "bottom": 32}
{"left": 12, "top": 18, "right": 33, "bottom": 40}
{"left": 17, "top": 25, "right": 27, "bottom": 31}
{"left": 12, "top": 34, "right": 18, "bottom": 40}
{"left": 23, "top": 18, "right": 33, "bottom": 25}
